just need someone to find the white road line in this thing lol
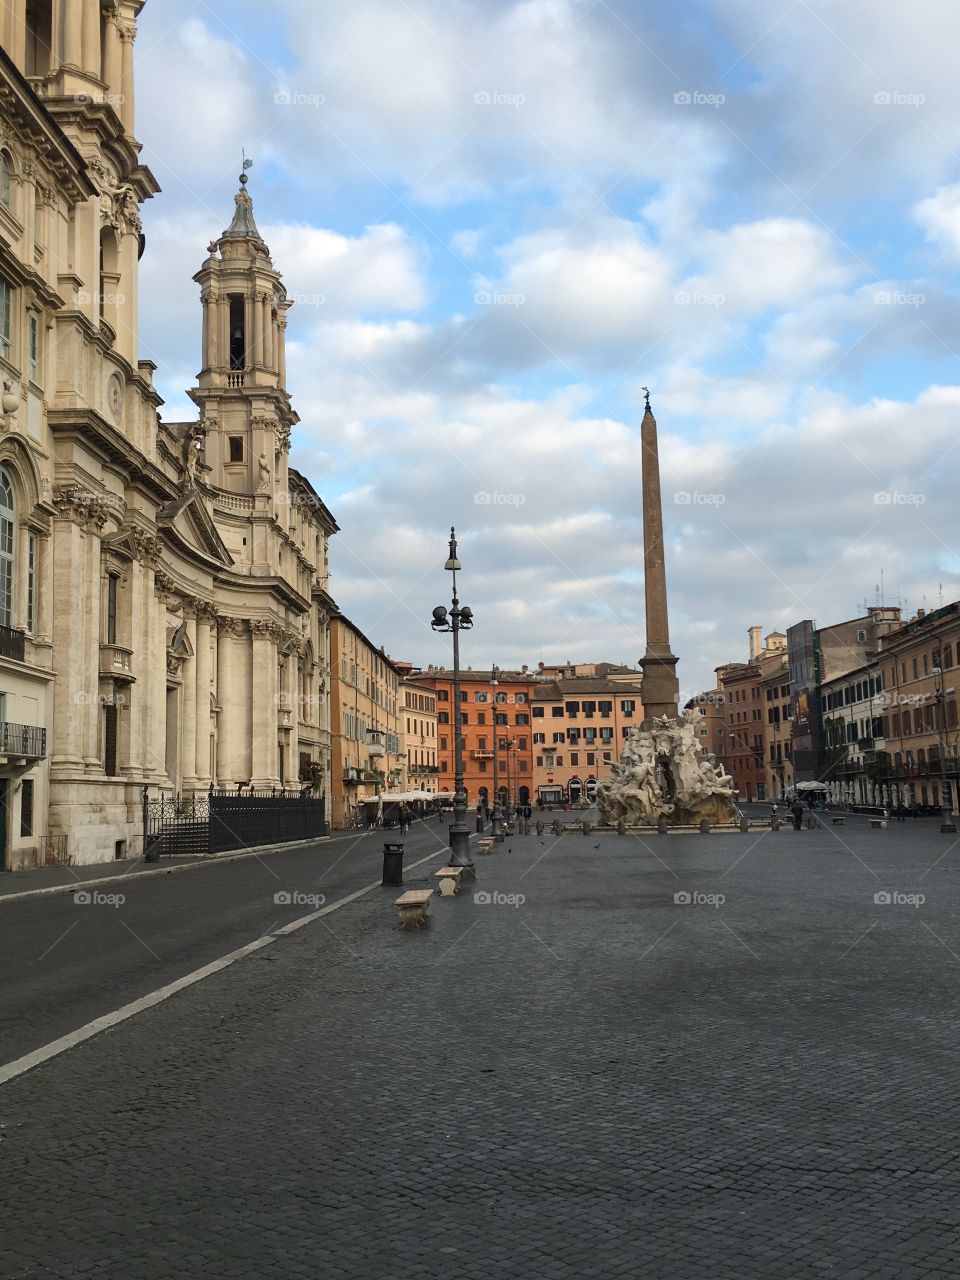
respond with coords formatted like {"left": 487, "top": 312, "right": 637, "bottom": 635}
{"left": 0, "top": 847, "right": 449, "bottom": 1088}
{"left": 0, "top": 820, "right": 441, "bottom": 906}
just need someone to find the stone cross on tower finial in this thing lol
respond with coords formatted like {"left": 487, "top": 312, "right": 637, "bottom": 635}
{"left": 240, "top": 150, "right": 253, "bottom": 186}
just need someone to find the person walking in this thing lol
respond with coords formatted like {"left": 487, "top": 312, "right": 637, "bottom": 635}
{"left": 791, "top": 799, "right": 805, "bottom": 831}
{"left": 398, "top": 804, "right": 409, "bottom": 835}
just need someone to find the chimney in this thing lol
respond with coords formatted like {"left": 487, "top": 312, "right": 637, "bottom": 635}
{"left": 748, "top": 625, "right": 762, "bottom": 659}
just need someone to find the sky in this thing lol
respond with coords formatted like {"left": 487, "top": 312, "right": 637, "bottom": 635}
{"left": 133, "top": 0, "right": 960, "bottom": 701}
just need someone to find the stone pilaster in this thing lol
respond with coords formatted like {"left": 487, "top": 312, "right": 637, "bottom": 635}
{"left": 180, "top": 606, "right": 198, "bottom": 790}
{"left": 194, "top": 606, "right": 214, "bottom": 787}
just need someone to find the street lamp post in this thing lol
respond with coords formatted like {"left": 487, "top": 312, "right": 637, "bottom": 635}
{"left": 932, "top": 666, "right": 957, "bottom": 833}
{"left": 431, "top": 527, "right": 475, "bottom": 869}
{"left": 490, "top": 665, "right": 503, "bottom": 842}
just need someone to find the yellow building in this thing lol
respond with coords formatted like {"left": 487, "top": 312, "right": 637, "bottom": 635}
{"left": 330, "top": 615, "right": 403, "bottom": 827}
{"left": 401, "top": 679, "right": 439, "bottom": 795}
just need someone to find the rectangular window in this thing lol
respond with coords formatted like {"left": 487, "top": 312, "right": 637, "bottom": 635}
{"left": 440, "top": 736, "right": 447, "bottom": 750}
{"left": 437, "top": 689, "right": 449, "bottom": 701}
{"left": 599, "top": 701, "right": 612, "bottom": 716}
{"left": 621, "top": 700, "right": 636, "bottom": 715}
{"left": 495, "top": 713, "right": 507, "bottom": 726}
{"left": 516, "top": 713, "right": 529, "bottom": 725}
{"left": 582, "top": 701, "right": 596, "bottom": 717}
{"left": 438, "top": 712, "right": 449, "bottom": 724}
{"left": 551, "top": 706, "right": 563, "bottom": 717}
{"left": 536, "top": 755, "right": 543, "bottom": 767}
{"left": 477, "top": 712, "right": 486, "bottom": 724}
{"left": 20, "top": 777, "right": 33, "bottom": 837}
{"left": 570, "top": 752, "right": 579, "bottom": 766}
{"left": 228, "top": 436, "right": 244, "bottom": 463}
{"left": 533, "top": 732, "right": 545, "bottom": 744}
{"left": 565, "top": 701, "right": 579, "bottom": 717}
{"left": 532, "top": 706, "right": 545, "bottom": 717}
{"left": 104, "top": 702, "right": 118, "bottom": 776}
{"left": 106, "top": 573, "right": 118, "bottom": 645}
{"left": 586, "top": 752, "right": 595, "bottom": 765}
{"left": 28, "top": 313, "right": 38, "bottom": 382}
{"left": 553, "top": 732, "right": 564, "bottom": 744}
{"left": 26, "top": 533, "right": 36, "bottom": 633}
{"left": 0, "top": 279, "right": 10, "bottom": 359}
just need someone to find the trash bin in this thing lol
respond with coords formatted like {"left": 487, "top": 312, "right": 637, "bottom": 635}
{"left": 382, "top": 841, "right": 404, "bottom": 886}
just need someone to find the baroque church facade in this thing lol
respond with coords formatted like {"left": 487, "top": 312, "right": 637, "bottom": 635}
{"left": 0, "top": 0, "right": 337, "bottom": 867}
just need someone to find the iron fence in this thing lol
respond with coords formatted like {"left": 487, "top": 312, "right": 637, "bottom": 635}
{"left": 142, "top": 786, "right": 327, "bottom": 858}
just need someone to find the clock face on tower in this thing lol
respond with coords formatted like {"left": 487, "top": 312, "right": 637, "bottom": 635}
{"left": 107, "top": 374, "right": 124, "bottom": 426}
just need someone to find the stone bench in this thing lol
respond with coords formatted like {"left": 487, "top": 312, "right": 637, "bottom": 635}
{"left": 869, "top": 818, "right": 887, "bottom": 829}
{"left": 477, "top": 838, "right": 495, "bottom": 855}
{"left": 434, "top": 866, "right": 465, "bottom": 897}
{"left": 394, "top": 889, "right": 433, "bottom": 928}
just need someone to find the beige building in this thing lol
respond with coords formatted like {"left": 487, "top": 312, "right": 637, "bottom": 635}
{"left": 330, "top": 616, "right": 403, "bottom": 828}
{"left": 717, "top": 628, "right": 788, "bottom": 802}
{"left": 0, "top": 3, "right": 339, "bottom": 866}
{"left": 684, "top": 690, "right": 726, "bottom": 766}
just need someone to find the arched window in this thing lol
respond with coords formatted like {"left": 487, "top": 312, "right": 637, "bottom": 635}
{"left": 0, "top": 152, "right": 11, "bottom": 208}
{"left": 0, "top": 470, "right": 14, "bottom": 628}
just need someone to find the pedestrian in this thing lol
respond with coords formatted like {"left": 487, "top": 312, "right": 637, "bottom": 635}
{"left": 791, "top": 799, "right": 804, "bottom": 831}
{"left": 398, "top": 804, "right": 409, "bottom": 835}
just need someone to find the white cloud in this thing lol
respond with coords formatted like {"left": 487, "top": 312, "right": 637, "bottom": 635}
{"left": 263, "top": 223, "right": 428, "bottom": 314}
{"left": 913, "top": 183, "right": 960, "bottom": 259}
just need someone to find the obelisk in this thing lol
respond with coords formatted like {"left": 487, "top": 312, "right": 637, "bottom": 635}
{"left": 638, "top": 389, "right": 680, "bottom": 721}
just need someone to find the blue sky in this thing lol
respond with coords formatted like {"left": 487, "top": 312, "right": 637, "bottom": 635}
{"left": 134, "top": 0, "right": 960, "bottom": 695}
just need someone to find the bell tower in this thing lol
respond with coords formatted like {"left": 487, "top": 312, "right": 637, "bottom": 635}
{"left": 189, "top": 165, "right": 297, "bottom": 499}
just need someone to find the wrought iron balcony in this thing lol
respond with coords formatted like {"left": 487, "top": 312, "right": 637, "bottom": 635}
{"left": 0, "top": 624, "right": 25, "bottom": 662}
{"left": 0, "top": 721, "right": 46, "bottom": 759}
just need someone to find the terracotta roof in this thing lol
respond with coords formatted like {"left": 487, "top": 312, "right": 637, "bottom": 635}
{"left": 533, "top": 678, "right": 643, "bottom": 699}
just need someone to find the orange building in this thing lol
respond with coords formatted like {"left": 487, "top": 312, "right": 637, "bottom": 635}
{"left": 412, "top": 667, "right": 537, "bottom": 810}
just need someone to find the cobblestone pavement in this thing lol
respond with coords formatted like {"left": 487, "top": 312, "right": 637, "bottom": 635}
{"left": 4, "top": 820, "right": 960, "bottom": 1278}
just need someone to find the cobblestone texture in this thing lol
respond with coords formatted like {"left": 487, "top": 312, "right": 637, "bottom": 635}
{"left": 3, "top": 820, "right": 960, "bottom": 1278}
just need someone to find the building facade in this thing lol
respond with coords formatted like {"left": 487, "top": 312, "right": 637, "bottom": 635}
{"left": 414, "top": 667, "right": 537, "bottom": 811}
{"left": 818, "top": 603, "right": 960, "bottom": 811}
{"left": 531, "top": 677, "right": 643, "bottom": 804}
{"left": 0, "top": 4, "right": 339, "bottom": 866}
{"left": 717, "top": 629, "right": 788, "bottom": 802}
{"left": 330, "top": 615, "right": 402, "bottom": 827}
{"left": 401, "top": 678, "right": 439, "bottom": 795}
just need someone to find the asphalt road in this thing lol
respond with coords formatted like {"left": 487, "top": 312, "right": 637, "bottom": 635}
{"left": 0, "top": 818, "right": 454, "bottom": 1066}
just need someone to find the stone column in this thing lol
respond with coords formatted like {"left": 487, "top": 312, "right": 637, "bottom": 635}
{"left": 220, "top": 294, "right": 230, "bottom": 371}
{"left": 82, "top": 525, "right": 102, "bottom": 770}
{"left": 61, "top": 0, "right": 82, "bottom": 66}
{"left": 82, "top": 0, "right": 101, "bottom": 78}
{"left": 102, "top": 16, "right": 122, "bottom": 101}
{"left": 277, "top": 316, "right": 287, "bottom": 387}
{"left": 50, "top": 513, "right": 87, "bottom": 771}
{"left": 180, "top": 607, "right": 198, "bottom": 790}
{"left": 119, "top": 21, "right": 135, "bottom": 134}
{"left": 119, "top": 555, "right": 144, "bottom": 781}
{"left": 217, "top": 618, "right": 250, "bottom": 785}
{"left": 244, "top": 296, "right": 255, "bottom": 370}
{"left": 152, "top": 583, "right": 173, "bottom": 783}
{"left": 201, "top": 290, "right": 216, "bottom": 370}
{"left": 251, "top": 622, "right": 278, "bottom": 787}
{"left": 259, "top": 295, "right": 271, "bottom": 368}
{"left": 194, "top": 607, "right": 212, "bottom": 787}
